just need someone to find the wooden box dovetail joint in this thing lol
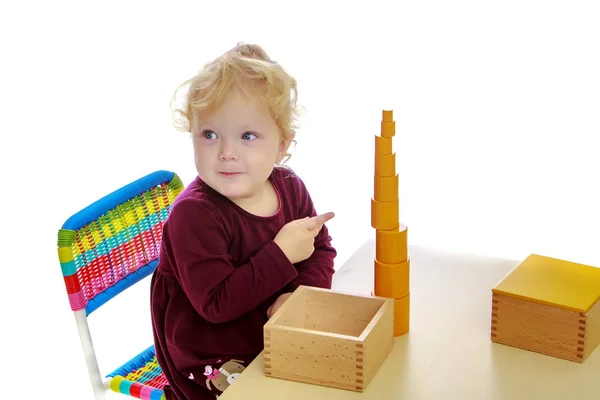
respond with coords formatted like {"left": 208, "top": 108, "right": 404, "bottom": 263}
{"left": 263, "top": 285, "right": 394, "bottom": 391}
{"left": 491, "top": 254, "right": 600, "bottom": 363}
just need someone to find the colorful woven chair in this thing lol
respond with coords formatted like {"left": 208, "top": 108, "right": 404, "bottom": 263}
{"left": 57, "top": 170, "right": 184, "bottom": 399}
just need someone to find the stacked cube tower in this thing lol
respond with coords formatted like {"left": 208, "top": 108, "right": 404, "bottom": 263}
{"left": 371, "top": 110, "right": 410, "bottom": 337}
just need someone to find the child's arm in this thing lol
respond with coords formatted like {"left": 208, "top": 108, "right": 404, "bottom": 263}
{"left": 281, "top": 177, "right": 337, "bottom": 293}
{"left": 165, "top": 199, "right": 299, "bottom": 324}
{"left": 283, "top": 219, "right": 336, "bottom": 293}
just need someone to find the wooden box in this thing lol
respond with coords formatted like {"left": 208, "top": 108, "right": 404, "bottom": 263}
{"left": 491, "top": 254, "right": 600, "bottom": 363}
{"left": 263, "top": 285, "right": 394, "bottom": 391}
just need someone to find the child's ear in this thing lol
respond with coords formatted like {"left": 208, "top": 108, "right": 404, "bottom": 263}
{"left": 276, "top": 138, "right": 292, "bottom": 164}
{"left": 278, "top": 138, "right": 290, "bottom": 154}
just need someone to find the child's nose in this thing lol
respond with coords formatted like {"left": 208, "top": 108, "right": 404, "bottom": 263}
{"left": 219, "top": 141, "right": 238, "bottom": 160}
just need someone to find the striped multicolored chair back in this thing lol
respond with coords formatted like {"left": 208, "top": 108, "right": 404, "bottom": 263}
{"left": 58, "top": 170, "right": 184, "bottom": 315}
{"left": 57, "top": 170, "right": 184, "bottom": 400}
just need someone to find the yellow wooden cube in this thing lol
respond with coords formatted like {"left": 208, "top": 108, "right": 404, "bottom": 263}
{"left": 491, "top": 254, "right": 600, "bottom": 362}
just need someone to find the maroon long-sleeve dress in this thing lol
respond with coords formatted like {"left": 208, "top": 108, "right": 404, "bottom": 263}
{"left": 150, "top": 166, "right": 337, "bottom": 399}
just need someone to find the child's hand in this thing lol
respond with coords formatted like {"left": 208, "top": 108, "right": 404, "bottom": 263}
{"left": 273, "top": 212, "right": 335, "bottom": 264}
{"left": 267, "top": 292, "right": 293, "bottom": 318}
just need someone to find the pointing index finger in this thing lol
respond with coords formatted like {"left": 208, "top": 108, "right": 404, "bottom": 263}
{"left": 303, "top": 212, "right": 335, "bottom": 231}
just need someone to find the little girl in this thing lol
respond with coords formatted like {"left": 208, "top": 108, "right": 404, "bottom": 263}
{"left": 150, "top": 43, "right": 337, "bottom": 399}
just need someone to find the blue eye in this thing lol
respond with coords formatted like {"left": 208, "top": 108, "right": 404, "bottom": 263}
{"left": 203, "top": 130, "right": 217, "bottom": 139}
{"left": 242, "top": 132, "right": 257, "bottom": 140}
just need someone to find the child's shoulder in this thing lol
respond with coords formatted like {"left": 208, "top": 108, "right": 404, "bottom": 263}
{"left": 169, "top": 176, "right": 225, "bottom": 219}
{"left": 271, "top": 166, "right": 309, "bottom": 193}
{"left": 162, "top": 178, "right": 231, "bottom": 242}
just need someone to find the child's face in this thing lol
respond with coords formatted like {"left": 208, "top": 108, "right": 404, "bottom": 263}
{"left": 192, "top": 90, "right": 289, "bottom": 205}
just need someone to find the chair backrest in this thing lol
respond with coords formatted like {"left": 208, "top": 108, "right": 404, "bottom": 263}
{"left": 57, "top": 170, "right": 184, "bottom": 315}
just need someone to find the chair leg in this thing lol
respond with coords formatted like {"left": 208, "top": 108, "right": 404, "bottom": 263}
{"left": 74, "top": 310, "right": 107, "bottom": 400}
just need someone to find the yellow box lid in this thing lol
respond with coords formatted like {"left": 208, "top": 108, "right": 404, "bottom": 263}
{"left": 492, "top": 254, "right": 600, "bottom": 313}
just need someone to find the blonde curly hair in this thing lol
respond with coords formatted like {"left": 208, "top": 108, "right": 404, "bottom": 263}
{"left": 171, "top": 43, "right": 300, "bottom": 163}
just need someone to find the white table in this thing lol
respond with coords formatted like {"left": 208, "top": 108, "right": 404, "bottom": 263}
{"left": 221, "top": 239, "right": 600, "bottom": 399}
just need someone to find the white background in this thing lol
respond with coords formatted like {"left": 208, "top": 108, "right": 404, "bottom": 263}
{"left": 1, "top": 1, "right": 599, "bottom": 399}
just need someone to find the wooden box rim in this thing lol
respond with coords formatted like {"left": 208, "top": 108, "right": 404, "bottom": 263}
{"left": 264, "top": 285, "right": 392, "bottom": 342}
